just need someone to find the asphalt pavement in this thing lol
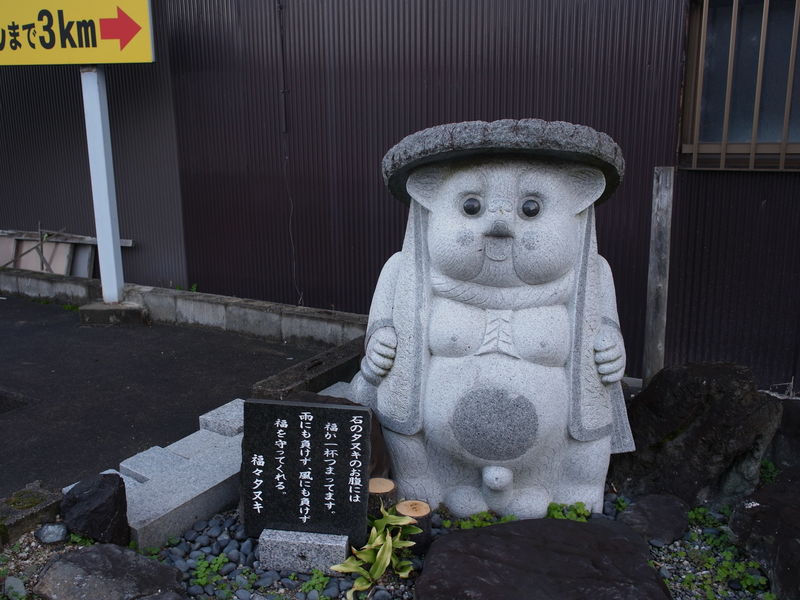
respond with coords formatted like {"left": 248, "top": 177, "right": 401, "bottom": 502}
{"left": 0, "top": 294, "right": 326, "bottom": 499}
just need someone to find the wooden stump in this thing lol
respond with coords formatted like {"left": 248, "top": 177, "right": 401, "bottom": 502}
{"left": 395, "top": 499, "right": 432, "bottom": 554}
{"left": 367, "top": 477, "right": 397, "bottom": 518}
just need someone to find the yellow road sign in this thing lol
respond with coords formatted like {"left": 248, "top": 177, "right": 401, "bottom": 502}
{"left": 0, "top": 0, "right": 153, "bottom": 65}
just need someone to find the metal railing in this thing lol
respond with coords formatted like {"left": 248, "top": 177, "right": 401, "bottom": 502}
{"left": 682, "top": 0, "right": 800, "bottom": 170}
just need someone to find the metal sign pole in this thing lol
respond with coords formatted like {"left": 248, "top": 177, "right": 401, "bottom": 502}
{"left": 80, "top": 65, "right": 124, "bottom": 303}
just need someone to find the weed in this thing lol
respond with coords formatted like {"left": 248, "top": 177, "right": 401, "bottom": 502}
{"left": 760, "top": 459, "right": 779, "bottom": 485}
{"left": 62, "top": 304, "right": 79, "bottom": 311}
{"left": 300, "top": 568, "right": 330, "bottom": 593}
{"left": 614, "top": 496, "right": 630, "bottom": 513}
{"left": 68, "top": 533, "right": 94, "bottom": 546}
{"left": 191, "top": 553, "right": 228, "bottom": 587}
{"left": 546, "top": 502, "right": 590, "bottom": 522}
{"left": 441, "top": 510, "right": 516, "bottom": 530}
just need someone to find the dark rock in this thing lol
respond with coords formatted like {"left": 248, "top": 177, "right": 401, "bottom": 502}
{"left": 33, "top": 543, "right": 189, "bottom": 600}
{"left": 609, "top": 364, "right": 783, "bottom": 506}
{"left": 415, "top": 518, "right": 670, "bottom": 600}
{"left": 617, "top": 494, "right": 689, "bottom": 544}
{"left": 730, "top": 467, "right": 800, "bottom": 600}
{"left": 61, "top": 473, "right": 130, "bottom": 545}
{"left": 766, "top": 395, "right": 800, "bottom": 469}
{"left": 35, "top": 522, "right": 69, "bottom": 544}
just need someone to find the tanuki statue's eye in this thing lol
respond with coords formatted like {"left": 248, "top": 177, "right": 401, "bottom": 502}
{"left": 521, "top": 199, "right": 541, "bottom": 217}
{"left": 463, "top": 197, "right": 481, "bottom": 216}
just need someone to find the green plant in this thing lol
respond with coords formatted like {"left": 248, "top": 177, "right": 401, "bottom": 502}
{"left": 300, "top": 568, "right": 330, "bottom": 593}
{"left": 189, "top": 283, "right": 199, "bottom": 293}
{"left": 191, "top": 553, "right": 229, "bottom": 586}
{"left": 760, "top": 459, "right": 779, "bottom": 485}
{"left": 441, "top": 510, "right": 516, "bottom": 530}
{"left": 62, "top": 304, "right": 79, "bottom": 311}
{"left": 546, "top": 501, "right": 590, "bottom": 522}
{"left": 288, "top": 572, "right": 298, "bottom": 581}
{"left": 68, "top": 533, "right": 94, "bottom": 546}
{"left": 614, "top": 496, "right": 629, "bottom": 513}
{"left": 331, "top": 504, "right": 422, "bottom": 600}
{"left": 687, "top": 506, "right": 721, "bottom": 529}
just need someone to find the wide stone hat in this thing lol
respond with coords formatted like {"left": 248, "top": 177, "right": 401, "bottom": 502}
{"left": 382, "top": 118, "right": 625, "bottom": 204}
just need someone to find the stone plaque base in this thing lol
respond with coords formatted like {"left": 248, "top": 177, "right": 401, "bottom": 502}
{"left": 258, "top": 528, "right": 348, "bottom": 575}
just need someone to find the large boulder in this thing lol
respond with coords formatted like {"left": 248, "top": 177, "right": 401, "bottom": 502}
{"left": 730, "top": 467, "right": 800, "bottom": 600}
{"left": 61, "top": 473, "right": 130, "bottom": 545}
{"left": 609, "top": 364, "right": 783, "bottom": 506}
{"left": 33, "top": 543, "right": 188, "bottom": 600}
{"left": 415, "top": 518, "right": 670, "bottom": 600}
{"left": 766, "top": 395, "right": 800, "bottom": 470}
{"left": 617, "top": 494, "right": 689, "bottom": 544}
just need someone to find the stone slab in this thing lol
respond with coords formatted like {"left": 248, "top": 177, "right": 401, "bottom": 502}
{"left": 258, "top": 529, "right": 348, "bottom": 575}
{"left": 166, "top": 428, "right": 241, "bottom": 459}
{"left": 281, "top": 309, "right": 345, "bottom": 345}
{"left": 0, "top": 481, "right": 61, "bottom": 548}
{"left": 79, "top": 302, "right": 147, "bottom": 325}
{"left": 62, "top": 469, "right": 142, "bottom": 495}
{"left": 125, "top": 434, "right": 243, "bottom": 549}
{"left": 199, "top": 398, "right": 245, "bottom": 436}
{"left": 119, "top": 447, "right": 189, "bottom": 484}
{"left": 317, "top": 381, "right": 354, "bottom": 401}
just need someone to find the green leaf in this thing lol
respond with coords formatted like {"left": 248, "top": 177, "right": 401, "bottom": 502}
{"left": 369, "top": 531, "right": 393, "bottom": 580}
{"left": 395, "top": 560, "right": 414, "bottom": 578}
{"left": 330, "top": 556, "right": 370, "bottom": 579}
{"left": 353, "top": 548, "right": 377, "bottom": 563}
{"left": 352, "top": 575, "right": 373, "bottom": 591}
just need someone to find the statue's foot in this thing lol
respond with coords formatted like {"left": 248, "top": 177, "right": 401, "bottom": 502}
{"left": 551, "top": 483, "right": 603, "bottom": 514}
{"left": 444, "top": 486, "right": 488, "bottom": 518}
{"left": 506, "top": 485, "right": 551, "bottom": 519}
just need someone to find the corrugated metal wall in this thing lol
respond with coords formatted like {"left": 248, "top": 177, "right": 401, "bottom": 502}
{"left": 164, "top": 0, "right": 688, "bottom": 379}
{"left": 668, "top": 171, "right": 800, "bottom": 387}
{"left": 0, "top": 4, "right": 188, "bottom": 289}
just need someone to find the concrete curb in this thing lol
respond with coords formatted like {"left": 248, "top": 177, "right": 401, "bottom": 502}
{"left": 0, "top": 268, "right": 367, "bottom": 346}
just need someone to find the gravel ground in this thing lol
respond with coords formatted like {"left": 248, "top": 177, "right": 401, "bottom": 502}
{"left": 0, "top": 498, "right": 780, "bottom": 600}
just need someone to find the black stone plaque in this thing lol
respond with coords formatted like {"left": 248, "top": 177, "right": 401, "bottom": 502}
{"left": 241, "top": 397, "right": 371, "bottom": 545}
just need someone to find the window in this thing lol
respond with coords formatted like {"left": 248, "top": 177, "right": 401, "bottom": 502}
{"left": 681, "top": 0, "right": 800, "bottom": 169}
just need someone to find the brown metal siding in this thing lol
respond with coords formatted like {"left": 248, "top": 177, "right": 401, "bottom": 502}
{"left": 168, "top": 0, "right": 688, "bottom": 378}
{"left": 0, "top": 4, "right": 188, "bottom": 289}
{"left": 667, "top": 171, "right": 800, "bottom": 387}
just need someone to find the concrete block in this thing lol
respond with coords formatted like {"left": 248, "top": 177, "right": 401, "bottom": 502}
{"left": 226, "top": 301, "right": 282, "bottom": 340}
{"left": 119, "top": 446, "right": 188, "bottom": 483}
{"left": 281, "top": 309, "right": 344, "bottom": 345}
{"left": 141, "top": 290, "right": 178, "bottom": 323}
{"left": 176, "top": 295, "right": 226, "bottom": 328}
{"left": 0, "top": 270, "right": 19, "bottom": 295}
{"left": 79, "top": 302, "right": 147, "bottom": 325}
{"left": 166, "top": 428, "right": 242, "bottom": 460}
{"left": 342, "top": 321, "right": 367, "bottom": 342}
{"left": 125, "top": 435, "right": 243, "bottom": 549}
{"left": 199, "top": 398, "right": 244, "bottom": 436}
{"left": 17, "top": 276, "right": 53, "bottom": 299}
{"left": 258, "top": 529, "right": 349, "bottom": 575}
{"left": 51, "top": 280, "right": 92, "bottom": 303}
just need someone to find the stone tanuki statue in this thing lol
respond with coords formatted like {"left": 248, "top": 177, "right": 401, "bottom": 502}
{"left": 351, "top": 119, "right": 634, "bottom": 519}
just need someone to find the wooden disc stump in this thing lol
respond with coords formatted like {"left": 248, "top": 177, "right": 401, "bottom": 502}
{"left": 367, "top": 477, "right": 397, "bottom": 518}
{"left": 395, "top": 499, "right": 432, "bottom": 554}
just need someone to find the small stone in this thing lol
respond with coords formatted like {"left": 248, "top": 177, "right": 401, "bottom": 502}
{"left": 174, "top": 559, "right": 189, "bottom": 572}
{"left": 193, "top": 520, "right": 208, "bottom": 531}
{"left": 217, "top": 532, "right": 232, "bottom": 546}
{"left": 196, "top": 534, "right": 210, "bottom": 546}
{"left": 701, "top": 527, "right": 720, "bottom": 536}
{"left": 189, "top": 550, "right": 204, "bottom": 559}
{"left": 35, "top": 522, "right": 68, "bottom": 544}
{"left": 658, "top": 566, "right": 671, "bottom": 579}
{"left": 282, "top": 578, "right": 300, "bottom": 590}
{"left": 220, "top": 562, "right": 236, "bottom": 576}
{"left": 4, "top": 576, "right": 26, "bottom": 599}
{"left": 170, "top": 546, "right": 187, "bottom": 558}
{"left": 240, "top": 539, "right": 254, "bottom": 555}
{"left": 728, "top": 579, "right": 742, "bottom": 590}
{"left": 236, "top": 591, "right": 252, "bottom": 600}
{"left": 648, "top": 538, "right": 666, "bottom": 548}
{"left": 296, "top": 593, "right": 307, "bottom": 600}
{"left": 323, "top": 583, "right": 340, "bottom": 598}
{"left": 234, "top": 524, "right": 247, "bottom": 540}
{"left": 216, "top": 590, "right": 230, "bottom": 599}
{"left": 187, "top": 584, "right": 204, "bottom": 596}
{"left": 224, "top": 539, "right": 240, "bottom": 553}
{"left": 308, "top": 590, "right": 322, "bottom": 600}
{"left": 226, "top": 549, "right": 241, "bottom": 563}
{"left": 211, "top": 541, "right": 222, "bottom": 555}
{"left": 185, "top": 529, "right": 198, "bottom": 542}
{"left": 208, "top": 526, "right": 223, "bottom": 538}
{"left": 205, "top": 583, "right": 216, "bottom": 595}
{"left": 243, "top": 552, "right": 255, "bottom": 567}
{"left": 209, "top": 516, "right": 223, "bottom": 528}
{"left": 373, "top": 590, "right": 392, "bottom": 600}
{"left": 339, "top": 579, "right": 353, "bottom": 591}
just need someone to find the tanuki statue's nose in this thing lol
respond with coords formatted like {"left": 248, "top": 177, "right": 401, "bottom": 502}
{"left": 487, "top": 220, "right": 512, "bottom": 238}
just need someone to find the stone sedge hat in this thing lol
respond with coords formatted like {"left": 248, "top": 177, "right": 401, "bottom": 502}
{"left": 382, "top": 118, "right": 625, "bottom": 204}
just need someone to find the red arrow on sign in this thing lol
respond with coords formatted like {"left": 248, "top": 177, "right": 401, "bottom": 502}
{"left": 100, "top": 7, "right": 142, "bottom": 51}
